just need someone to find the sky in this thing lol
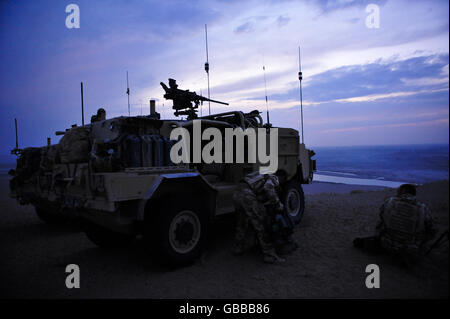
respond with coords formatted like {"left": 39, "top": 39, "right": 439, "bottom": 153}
{"left": 0, "top": 0, "right": 448, "bottom": 162}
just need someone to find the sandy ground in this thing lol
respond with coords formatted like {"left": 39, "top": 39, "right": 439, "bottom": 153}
{"left": 0, "top": 174, "right": 448, "bottom": 299}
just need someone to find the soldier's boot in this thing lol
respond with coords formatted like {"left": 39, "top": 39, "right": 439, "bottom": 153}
{"left": 277, "top": 242, "right": 298, "bottom": 256}
{"left": 277, "top": 235, "right": 298, "bottom": 256}
{"left": 263, "top": 253, "right": 285, "bottom": 264}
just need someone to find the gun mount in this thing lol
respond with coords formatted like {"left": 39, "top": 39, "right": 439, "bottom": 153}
{"left": 160, "top": 78, "right": 229, "bottom": 119}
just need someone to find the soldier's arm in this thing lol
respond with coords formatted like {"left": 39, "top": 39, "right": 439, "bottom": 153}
{"left": 423, "top": 204, "right": 437, "bottom": 241}
{"left": 375, "top": 201, "right": 387, "bottom": 236}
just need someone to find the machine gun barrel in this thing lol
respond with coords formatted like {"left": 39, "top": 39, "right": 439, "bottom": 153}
{"left": 160, "top": 82, "right": 170, "bottom": 93}
{"left": 160, "top": 81, "right": 228, "bottom": 105}
{"left": 198, "top": 95, "right": 229, "bottom": 106}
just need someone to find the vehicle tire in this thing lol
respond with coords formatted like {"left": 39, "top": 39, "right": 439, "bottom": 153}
{"left": 281, "top": 180, "right": 305, "bottom": 224}
{"left": 84, "top": 221, "right": 134, "bottom": 248}
{"left": 35, "top": 207, "right": 63, "bottom": 224}
{"left": 145, "top": 194, "right": 208, "bottom": 267}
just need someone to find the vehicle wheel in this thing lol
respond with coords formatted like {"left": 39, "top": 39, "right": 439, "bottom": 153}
{"left": 281, "top": 180, "right": 305, "bottom": 224}
{"left": 145, "top": 195, "right": 208, "bottom": 267}
{"left": 84, "top": 221, "right": 134, "bottom": 248}
{"left": 35, "top": 207, "right": 63, "bottom": 224}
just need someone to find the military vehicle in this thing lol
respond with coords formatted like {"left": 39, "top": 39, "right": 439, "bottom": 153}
{"left": 9, "top": 78, "right": 316, "bottom": 267}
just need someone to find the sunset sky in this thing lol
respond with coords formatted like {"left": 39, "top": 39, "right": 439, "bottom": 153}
{"left": 0, "top": 0, "right": 448, "bottom": 161}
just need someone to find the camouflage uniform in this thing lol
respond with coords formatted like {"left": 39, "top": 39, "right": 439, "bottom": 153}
{"left": 354, "top": 193, "right": 435, "bottom": 263}
{"left": 233, "top": 172, "right": 284, "bottom": 261}
{"left": 376, "top": 194, "right": 435, "bottom": 257}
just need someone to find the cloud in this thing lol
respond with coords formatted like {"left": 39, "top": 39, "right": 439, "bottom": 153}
{"left": 332, "top": 88, "right": 448, "bottom": 103}
{"left": 322, "top": 118, "right": 449, "bottom": 134}
{"left": 262, "top": 53, "right": 449, "bottom": 106}
{"left": 346, "top": 17, "right": 360, "bottom": 24}
{"left": 312, "top": 0, "right": 388, "bottom": 14}
{"left": 401, "top": 76, "right": 449, "bottom": 87}
{"left": 0, "top": 0, "right": 448, "bottom": 154}
{"left": 276, "top": 15, "right": 290, "bottom": 27}
{"left": 234, "top": 22, "right": 254, "bottom": 34}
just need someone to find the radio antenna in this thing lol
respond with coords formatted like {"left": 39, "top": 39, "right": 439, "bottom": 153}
{"left": 263, "top": 64, "right": 270, "bottom": 126}
{"left": 200, "top": 89, "right": 203, "bottom": 117}
{"left": 298, "top": 46, "right": 304, "bottom": 144}
{"left": 11, "top": 118, "right": 20, "bottom": 155}
{"left": 80, "top": 82, "right": 85, "bottom": 126}
{"left": 204, "top": 24, "right": 211, "bottom": 115}
{"left": 126, "top": 71, "right": 130, "bottom": 116}
{"left": 14, "top": 118, "right": 18, "bottom": 149}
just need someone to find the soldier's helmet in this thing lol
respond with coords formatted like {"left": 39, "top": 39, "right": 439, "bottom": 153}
{"left": 97, "top": 108, "right": 106, "bottom": 121}
{"left": 397, "top": 184, "right": 416, "bottom": 197}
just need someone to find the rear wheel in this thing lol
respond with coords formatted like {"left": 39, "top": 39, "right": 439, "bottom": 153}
{"left": 145, "top": 195, "right": 208, "bottom": 267}
{"left": 282, "top": 180, "right": 305, "bottom": 224}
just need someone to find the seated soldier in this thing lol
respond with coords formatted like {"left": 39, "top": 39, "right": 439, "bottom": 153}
{"left": 353, "top": 184, "right": 436, "bottom": 266}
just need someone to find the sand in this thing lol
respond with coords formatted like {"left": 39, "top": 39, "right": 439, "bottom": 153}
{"left": 0, "top": 174, "right": 448, "bottom": 298}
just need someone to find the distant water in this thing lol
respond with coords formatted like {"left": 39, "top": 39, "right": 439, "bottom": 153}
{"left": 0, "top": 163, "right": 14, "bottom": 175}
{"left": 313, "top": 144, "right": 449, "bottom": 187}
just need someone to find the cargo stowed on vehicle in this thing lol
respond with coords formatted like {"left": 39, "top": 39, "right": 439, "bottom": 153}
{"left": 9, "top": 79, "right": 316, "bottom": 267}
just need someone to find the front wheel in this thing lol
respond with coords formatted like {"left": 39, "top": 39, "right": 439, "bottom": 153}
{"left": 145, "top": 195, "right": 208, "bottom": 267}
{"left": 281, "top": 180, "right": 305, "bottom": 224}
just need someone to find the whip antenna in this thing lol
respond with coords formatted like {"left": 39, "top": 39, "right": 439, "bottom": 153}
{"left": 11, "top": 118, "right": 20, "bottom": 155}
{"left": 263, "top": 65, "right": 270, "bottom": 126}
{"left": 298, "top": 46, "right": 304, "bottom": 144}
{"left": 14, "top": 118, "right": 18, "bottom": 149}
{"left": 200, "top": 89, "right": 203, "bottom": 117}
{"left": 126, "top": 71, "right": 130, "bottom": 116}
{"left": 80, "top": 82, "right": 85, "bottom": 126}
{"left": 204, "top": 24, "right": 211, "bottom": 115}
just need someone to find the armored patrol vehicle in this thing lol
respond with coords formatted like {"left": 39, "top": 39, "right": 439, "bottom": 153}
{"left": 9, "top": 79, "right": 316, "bottom": 266}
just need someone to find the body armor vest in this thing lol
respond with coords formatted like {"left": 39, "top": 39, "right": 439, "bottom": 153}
{"left": 382, "top": 196, "right": 425, "bottom": 245}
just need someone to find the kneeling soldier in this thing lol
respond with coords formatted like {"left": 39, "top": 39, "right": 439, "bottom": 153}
{"left": 233, "top": 171, "right": 286, "bottom": 264}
